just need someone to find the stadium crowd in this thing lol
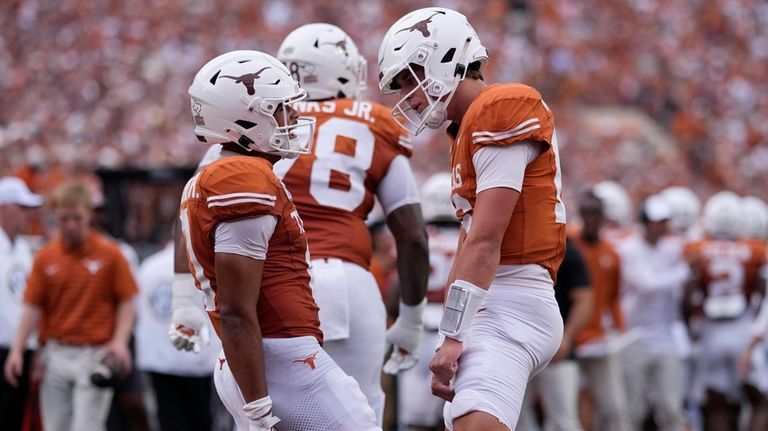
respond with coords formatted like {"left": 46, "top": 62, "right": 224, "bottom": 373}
{"left": 1, "top": 1, "right": 767, "bottom": 431}
{"left": 1, "top": 0, "right": 767, "bottom": 203}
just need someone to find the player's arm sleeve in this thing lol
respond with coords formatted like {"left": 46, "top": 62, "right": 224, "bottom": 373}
{"left": 214, "top": 216, "right": 278, "bottom": 260}
{"left": 377, "top": 155, "right": 421, "bottom": 216}
{"left": 472, "top": 141, "right": 543, "bottom": 193}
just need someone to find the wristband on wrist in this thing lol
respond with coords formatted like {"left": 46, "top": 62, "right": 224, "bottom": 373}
{"left": 438, "top": 279, "right": 487, "bottom": 342}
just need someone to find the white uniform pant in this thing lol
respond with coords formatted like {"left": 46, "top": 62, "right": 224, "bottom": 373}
{"left": 213, "top": 336, "right": 379, "bottom": 431}
{"left": 516, "top": 359, "right": 582, "bottom": 431}
{"left": 443, "top": 284, "right": 563, "bottom": 430}
{"left": 40, "top": 341, "right": 114, "bottom": 431}
{"left": 692, "top": 316, "right": 768, "bottom": 403}
{"left": 622, "top": 343, "right": 685, "bottom": 431}
{"left": 580, "top": 353, "right": 633, "bottom": 431}
{"left": 310, "top": 258, "right": 387, "bottom": 423}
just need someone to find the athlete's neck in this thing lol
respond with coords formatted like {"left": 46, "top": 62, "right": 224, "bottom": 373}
{"left": 220, "top": 143, "right": 281, "bottom": 165}
{"left": 446, "top": 78, "right": 487, "bottom": 126}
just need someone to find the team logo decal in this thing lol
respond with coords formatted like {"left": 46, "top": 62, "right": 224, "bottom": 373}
{"left": 221, "top": 67, "right": 271, "bottom": 95}
{"left": 395, "top": 11, "right": 446, "bottom": 37}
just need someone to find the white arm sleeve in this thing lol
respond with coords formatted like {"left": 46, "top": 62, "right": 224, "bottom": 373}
{"left": 214, "top": 215, "right": 278, "bottom": 260}
{"left": 472, "top": 141, "right": 543, "bottom": 193}
{"left": 377, "top": 155, "right": 421, "bottom": 215}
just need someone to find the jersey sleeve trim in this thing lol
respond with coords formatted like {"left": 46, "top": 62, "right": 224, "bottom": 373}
{"left": 471, "top": 117, "right": 541, "bottom": 144}
{"left": 207, "top": 192, "right": 277, "bottom": 208}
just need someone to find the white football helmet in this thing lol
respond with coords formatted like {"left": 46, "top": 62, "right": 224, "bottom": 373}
{"left": 740, "top": 196, "right": 768, "bottom": 240}
{"left": 702, "top": 191, "right": 742, "bottom": 239}
{"left": 188, "top": 50, "right": 315, "bottom": 159}
{"left": 378, "top": 7, "right": 488, "bottom": 135}
{"left": 593, "top": 181, "right": 633, "bottom": 227}
{"left": 660, "top": 186, "right": 701, "bottom": 233}
{"left": 421, "top": 172, "right": 457, "bottom": 223}
{"left": 277, "top": 23, "right": 367, "bottom": 100}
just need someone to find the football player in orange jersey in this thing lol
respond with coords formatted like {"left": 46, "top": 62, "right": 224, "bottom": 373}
{"left": 684, "top": 192, "right": 768, "bottom": 431}
{"left": 378, "top": 7, "right": 567, "bottom": 431}
{"left": 170, "top": 26, "right": 429, "bottom": 424}
{"left": 275, "top": 23, "right": 429, "bottom": 423}
{"left": 179, "top": 50, "right": 379, "bottom": 431}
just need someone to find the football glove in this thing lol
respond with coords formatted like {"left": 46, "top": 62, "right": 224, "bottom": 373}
{"left": 383, "top": 299, "right": 426, "bottom": 374}
{"left": 168, "top": 273, "right": 210, "bottom": 353}
{"left": 244, "top": 395, "right": 281, "bottom": 431}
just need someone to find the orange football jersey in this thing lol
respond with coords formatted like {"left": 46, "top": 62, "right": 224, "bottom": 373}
{"left": 684, "top": 238, "right": 767, "bottom": 316}
{"left": 448, "top": 84, "right": 566, "bottom": 280}
{"left": 180, "top": 155, "right": 321, "bottom": 342}
{"left": 275, "top": 99, "right": 412, "bottom": 269}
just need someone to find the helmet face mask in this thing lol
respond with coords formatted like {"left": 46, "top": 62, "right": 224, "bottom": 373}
{"left": 278, "top": 23, "right": 367, "bottom": 101}
{"left": 188, "top": 51, "right": 315, "bottom": 159}
{"left": 389, "top": 61, "right": 457, "bottom": 136}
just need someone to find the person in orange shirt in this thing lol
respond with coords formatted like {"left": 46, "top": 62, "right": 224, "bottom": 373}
{"left": 572, "top": 190, "right": 633, "bottom": 431}
{"left": 3, "top": 179, "right": 137, "bottom": 431}
{"left": 379, "top": 7, "right": 566, "bottom": 430}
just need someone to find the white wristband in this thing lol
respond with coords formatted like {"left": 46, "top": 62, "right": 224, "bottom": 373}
{"left": 243, "top": 395, "right": 280, "bottom": 429}
{"left": 243, "top": 395, "right": 273, "bottom": 420}
{"left": 439, "top": 279, "right": 487, "bottom": 342}
{"left": 398, "top": 299, "right": 426, "bottom": 326}
{"left": 171, "top": 273, "right": 198, "bottom": 310}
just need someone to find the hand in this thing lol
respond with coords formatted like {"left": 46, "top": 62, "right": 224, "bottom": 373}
{"left": 429, "top": 337, "right": 463, "bottom": 401}
{"left": 103, "top": 340, "right": 132, "bottom": 374}
{"left": 383, "top": 300, "right": 425, "bottom": 374}
{"left": 3, "top": 349, "right": 24, "bottom": 387}
{"left": 168, "top": 306, "right": 210, "bottom": 353}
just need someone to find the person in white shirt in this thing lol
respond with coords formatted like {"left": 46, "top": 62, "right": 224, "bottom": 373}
{"left": 135, "top": 242, "right": 223, "bottom": 431}
{"left": 0, "top": 176, "right": 44, "bottom": 431}
{"left": 617, "top": 195, "right": 689, "bottom": 431}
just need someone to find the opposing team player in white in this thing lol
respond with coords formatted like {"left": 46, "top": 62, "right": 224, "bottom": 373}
{"left": 180, "top": 50, "right": 378, "bottom": 431}
{"left": 397, "top": 173, "right": 461, "bottom": 430}
{"left": 379, "top": 8, "right": 567, "bottom": 430}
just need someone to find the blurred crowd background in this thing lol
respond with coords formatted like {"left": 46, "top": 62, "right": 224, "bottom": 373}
{"left": 1, "top": 1, "right": 768, "bottom": 431}
{"left": 2, "top": 0, "right": 768, "bottom": 244}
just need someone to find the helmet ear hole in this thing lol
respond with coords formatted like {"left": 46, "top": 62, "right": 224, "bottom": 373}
{"left": 235, "top": 120, "right": 258, "bottom": 129}
{"left": 210, "top": 71, "right": 221, "bottom": 85}
{"left": 440, "top": 48, "right": 456, "bottom": 63}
